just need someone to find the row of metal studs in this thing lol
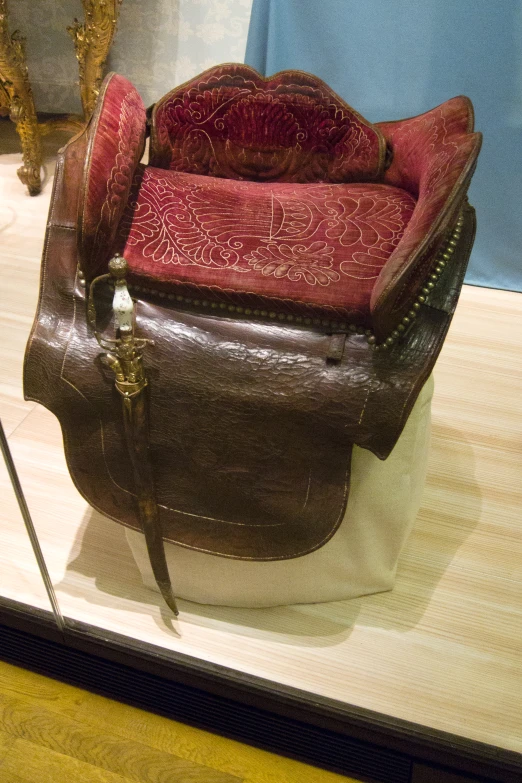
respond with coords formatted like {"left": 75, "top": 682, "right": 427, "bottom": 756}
{"left": 89, "top": 211, "right": 463, "bottom": 348}
{"left": 371, "top": 210, "right": 465, "bottom": 351}
{"left": 126, "top": 283, "right": 375, "bottom": 338}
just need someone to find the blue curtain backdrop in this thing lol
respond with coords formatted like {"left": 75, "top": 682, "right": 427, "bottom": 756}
{"left": 245, "top": 0, "right": 522, "bottom": 292}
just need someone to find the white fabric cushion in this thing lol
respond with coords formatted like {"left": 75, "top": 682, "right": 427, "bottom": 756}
{"left": 127, "top": 376, "right": 433, "bottom": 607}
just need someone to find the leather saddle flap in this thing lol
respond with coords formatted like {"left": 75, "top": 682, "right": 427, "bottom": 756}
{"left": 58, "top": 296, "right": 376, "bottom": 560}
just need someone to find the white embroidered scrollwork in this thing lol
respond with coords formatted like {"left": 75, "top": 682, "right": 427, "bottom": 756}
{"left": 91, "top": 86, "right": 145, "bottom": 263}
{"left": 245, "top": 243, "right": 339, "bottom": 286}
{"left": 122, "top": 170, "right": 416, "bottom": 294}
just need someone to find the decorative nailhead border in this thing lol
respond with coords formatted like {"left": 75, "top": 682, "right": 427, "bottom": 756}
{"left": 372, "top": 209, "right": 465, "bottom": 351}
{"left": 125, "top": 285, "right": 375, "bottom": 338}
{"left": 86, "top": 209, "right": 464, "bottom": 351}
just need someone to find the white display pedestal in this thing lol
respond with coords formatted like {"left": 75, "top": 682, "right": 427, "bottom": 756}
{"left": 127, "top": 379, "right": 432, "bottom": 608}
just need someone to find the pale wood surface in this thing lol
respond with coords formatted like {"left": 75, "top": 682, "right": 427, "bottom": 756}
{"left": 1, "top": 121, "right": 521, "bottom": 756}
{"left": 0, "top": 660, "right": 353, "bottom": 782}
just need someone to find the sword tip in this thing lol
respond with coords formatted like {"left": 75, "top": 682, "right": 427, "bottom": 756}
{"left": 160, "top": 584, "right": 179, "bottom": 616}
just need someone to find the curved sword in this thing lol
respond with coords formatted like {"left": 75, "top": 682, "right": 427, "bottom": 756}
{"left": 88, "top": 255, "right": 178, "bottom": 616}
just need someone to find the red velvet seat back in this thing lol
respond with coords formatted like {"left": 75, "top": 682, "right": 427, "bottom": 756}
{"left": 371, "top": 97, "right": 482, "bottom": 335}
{"left": 150, "top": 64, "right": 387, "bottom": 184}
{"left": 78, "top": 73, "right": 147, "bottom": 278}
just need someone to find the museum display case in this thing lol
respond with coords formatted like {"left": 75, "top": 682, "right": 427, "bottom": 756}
{"left": 1, "top": 64, "right": 521, "bottom": 782}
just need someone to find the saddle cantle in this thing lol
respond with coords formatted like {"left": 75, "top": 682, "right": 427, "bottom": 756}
{"left": 24, "top": 65, "right": 482, "bottom": 613}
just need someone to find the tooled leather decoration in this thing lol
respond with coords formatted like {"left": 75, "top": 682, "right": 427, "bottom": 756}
{"left": 24, "top": 67, "right": 481, "bottom": 613}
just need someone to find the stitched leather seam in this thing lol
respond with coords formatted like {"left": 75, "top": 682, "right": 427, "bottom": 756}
{"left": 153, "top": 456, "right": 351, "bottom": 559}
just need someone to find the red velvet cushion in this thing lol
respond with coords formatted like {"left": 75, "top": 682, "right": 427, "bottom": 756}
{"left": 120, "top": 167, "right": 416, "bottom": 325}
{"left": 149, "top": 64, "right": 387, "bottom": 185}
{"left": 79, "top": 73, "right": 147, "bottom": 278}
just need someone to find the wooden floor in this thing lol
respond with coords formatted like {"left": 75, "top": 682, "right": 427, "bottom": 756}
{"left": 1, "top": 119, "right": 522, "bottom": 763}
{"left": 0, "top": 659, "right": 354, "bottom": 782}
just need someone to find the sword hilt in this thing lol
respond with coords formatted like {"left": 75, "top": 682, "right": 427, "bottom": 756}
{"left": 89, "top": 254, "right": 152, "bottom": 393}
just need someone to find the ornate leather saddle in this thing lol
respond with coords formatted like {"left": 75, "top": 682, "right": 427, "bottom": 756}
{"left": 24, "top": 65, "right": 482, "bottom": 613}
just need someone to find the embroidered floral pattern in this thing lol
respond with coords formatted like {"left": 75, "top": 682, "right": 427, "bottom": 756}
{"left": 245, "top": 242, "right": 339, "bottom": 286}
{"left": 322, "top": 188, "right": 414, "bottom": 278}
{"left": 121, "top": 168, "right": 415, "bottom": 318}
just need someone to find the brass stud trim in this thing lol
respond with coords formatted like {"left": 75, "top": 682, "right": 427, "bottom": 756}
{"left": 370, "top": 208, "right": 464, "bottom": 350}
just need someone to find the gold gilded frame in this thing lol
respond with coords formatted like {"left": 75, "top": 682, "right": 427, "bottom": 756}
{"left": 68, "top": 0, "right": 123, "bottom": 119}
{"left": 0, "top": 0, "right": 122, "bottom": 195}
{"left": 0, "top": 0, "right": 42, "bottom": 195}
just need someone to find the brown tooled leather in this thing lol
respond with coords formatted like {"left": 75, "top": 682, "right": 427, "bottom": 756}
{"left": 24, "top": 128, "right": 476, "bottom": 562}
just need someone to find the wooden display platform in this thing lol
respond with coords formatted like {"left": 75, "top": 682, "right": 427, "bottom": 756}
{"left": 1, "top": 121, "right": 521, "bottom": 782}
